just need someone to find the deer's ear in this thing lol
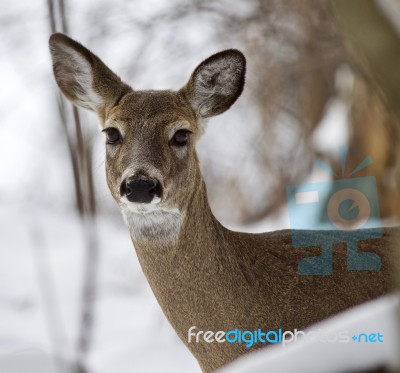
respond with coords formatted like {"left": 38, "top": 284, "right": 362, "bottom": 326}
{"left": 181, "top": 49, "right": 246, "bottom": 118}
{"left": 49, "top": 33, "right": 131, "bottom": 113}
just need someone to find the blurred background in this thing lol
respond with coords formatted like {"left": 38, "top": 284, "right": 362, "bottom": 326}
{"left": 1, "top": 0, "right": 400, "bottom": 372}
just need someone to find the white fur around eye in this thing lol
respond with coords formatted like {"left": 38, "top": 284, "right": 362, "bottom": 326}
{"left": 174, "top": 146, "right": 188, "bottom": 160}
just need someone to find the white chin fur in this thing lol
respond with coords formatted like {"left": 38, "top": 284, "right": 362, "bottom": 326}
{"left": 120, "top": 198, "right": 183, "bottom": 243}
{"left": 121, "top": 196, "right": 162, "bottom": 214}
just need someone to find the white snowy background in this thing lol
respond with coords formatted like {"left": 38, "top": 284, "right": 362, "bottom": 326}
{"left": 0, "top": 1, "right": 399, "bottom": 373}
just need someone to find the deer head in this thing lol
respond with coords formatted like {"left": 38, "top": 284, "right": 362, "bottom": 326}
{"left": 49, "top": 33, "right": 246, "bottom": 243}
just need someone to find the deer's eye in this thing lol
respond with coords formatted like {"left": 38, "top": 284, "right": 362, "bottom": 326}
{"left": 103, "top": 127, "right": 121, "bottom": 144}
{"left": 170, "top": 129, "right": 191, "bottom": 147}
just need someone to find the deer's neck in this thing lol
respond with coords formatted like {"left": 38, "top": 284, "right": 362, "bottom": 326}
{"left": 125, "top": 179, "right": 246, "bottom": 328}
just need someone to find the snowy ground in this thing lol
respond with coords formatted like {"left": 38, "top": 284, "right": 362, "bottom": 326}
{"left": 0, "top": 203, "right": 200, "bottom": 372}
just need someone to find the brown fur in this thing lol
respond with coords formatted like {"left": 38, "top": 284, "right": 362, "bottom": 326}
{"left": 49, "top": 33, "right": 398, "bottom": 372}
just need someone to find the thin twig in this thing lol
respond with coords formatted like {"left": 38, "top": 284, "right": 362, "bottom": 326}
{"left": 76, "top": 216, "right": 99, "bottom": 370}
{"left": 47, "top": 0, "right": 100, "bottom": 372}
{"left": 30, "top": 225, "right": 70, "bottom": 373}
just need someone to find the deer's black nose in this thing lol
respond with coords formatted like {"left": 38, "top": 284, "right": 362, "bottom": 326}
{"left": 120, "top": 175, "right": 162, "bottom": 203}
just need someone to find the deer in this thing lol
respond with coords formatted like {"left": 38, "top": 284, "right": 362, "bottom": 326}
{"left": 49, "top": 33, "right": 399, "bottom": 372}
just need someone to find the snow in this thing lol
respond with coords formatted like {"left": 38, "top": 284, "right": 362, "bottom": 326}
{"left": 0, "top": 204, "right": 200, "bottom": 372}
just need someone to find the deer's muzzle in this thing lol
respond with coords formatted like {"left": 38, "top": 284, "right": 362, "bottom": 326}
{"left": 120, "top": 175, "right": 162, "bottom": 204}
